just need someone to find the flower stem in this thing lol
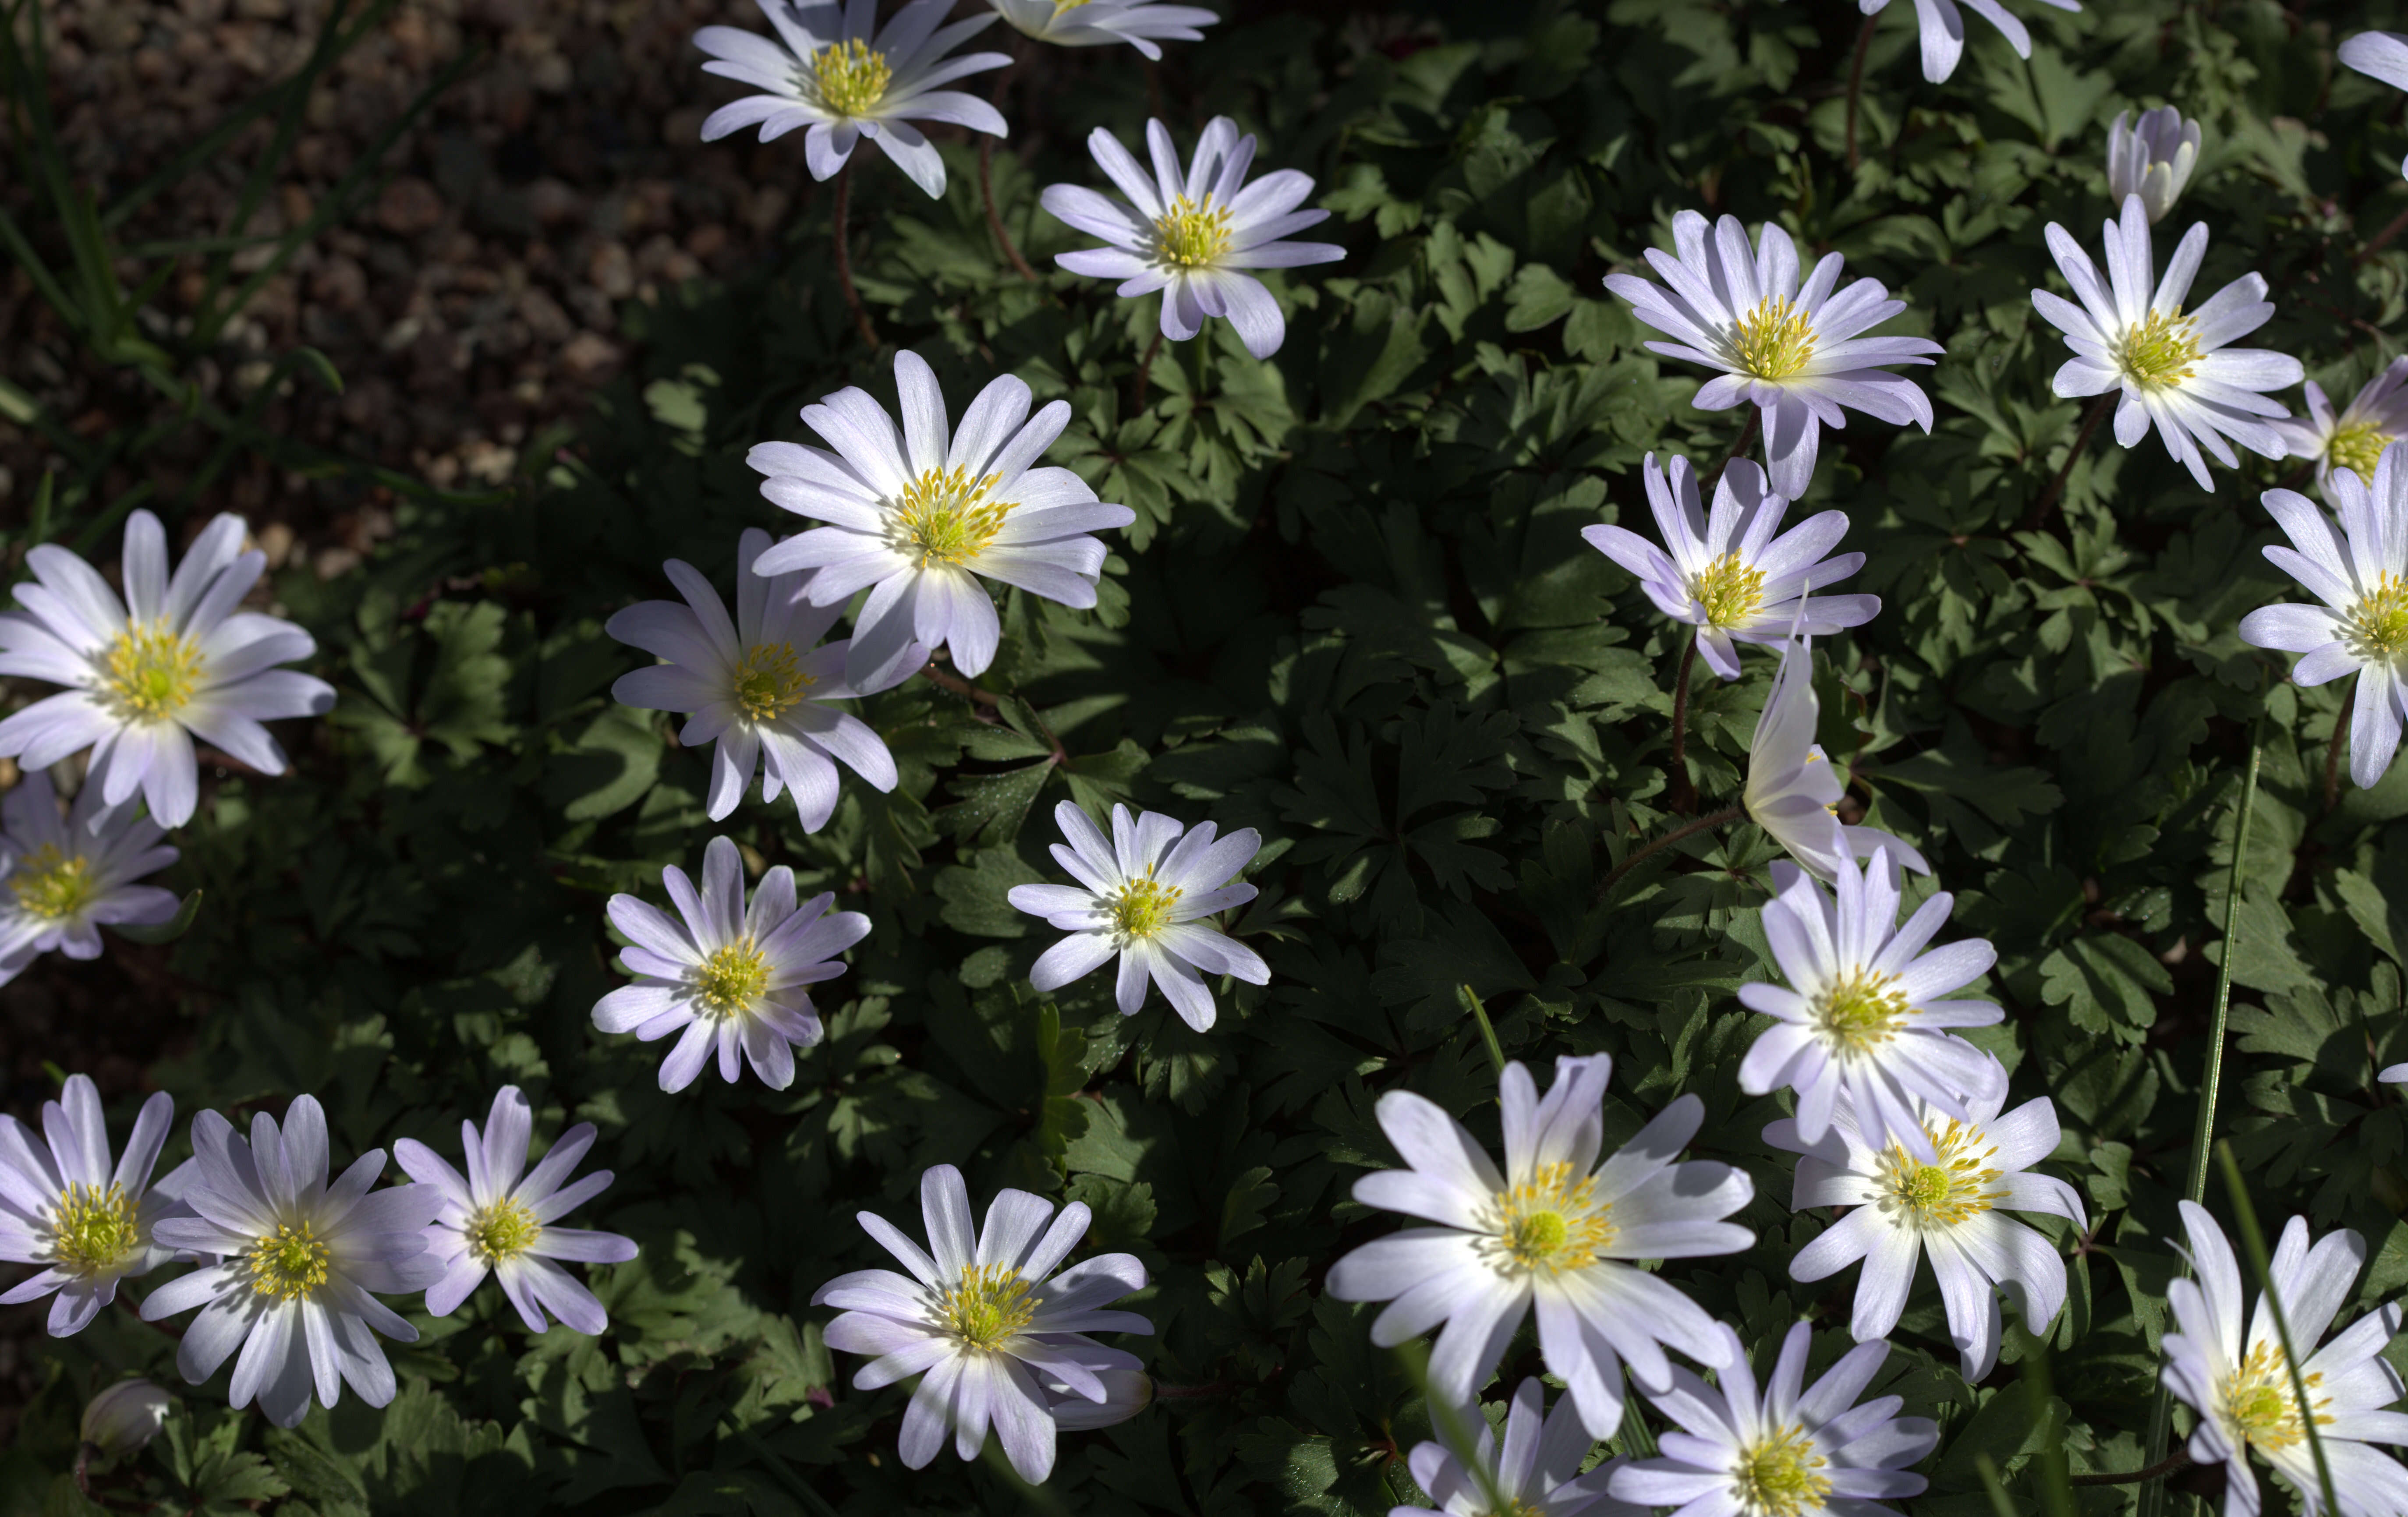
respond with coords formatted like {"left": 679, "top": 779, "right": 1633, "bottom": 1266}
{"left": 1456, "top": 984, "right": 1507, "bottom": 1076}
{"left": 1133, "top": 327, "right": 1166, "bottom": 411}
{"left": 831, "top": 161, "right": 880, "bottom": 353}
{"left": 2325, "top": 714, "right": 2347, "bottom": 813}
{"left": 1705, "top": 409, "right": 1760, "bottom": 491}
{"left": 979, "top": 138, "right": 1040, "bottom": 284}
{"left": 2358, "top": 201, "right": 2408, "bottom": 264}
{"left": 1844, "top": 11, "right": 1877, "bottom": 170}
{"left": 2068, "top": 1450, "right": 2192, "bottom": 1487}
{"left": 1668, "top": 632, "right": 1700, "bottom": 813}
{"left": 1597, "top": 805, "right": 1746, "bottom": 899}
{"left": 2020, "top": 393, "right": 2115, "bottom": 532}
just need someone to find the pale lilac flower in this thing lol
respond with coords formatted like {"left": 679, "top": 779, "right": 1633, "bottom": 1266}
{"left": 748, "top": 350, "right": 1136, "bottom": 688}
{"left": 1041, "top": 1346, "right": 1151, "bottom": 1430}
{"left": 0, "top": 1074, "right": 192, "bottom": 1335}
{"left": 80, "top": 1379, "right": 172, "bottom": 1457}
{"left": 1007, "top": 800, "right": 1268, "bottom": 1032}
{"left": 1742, "top": 638, "right": 1929, "bottom": 884}
{"left": 1041, "top": 117, "right": 1344, "bottom": 360}
{"left": 2161, "top": 1201, "right": 2408, "bottom": 1517}
{"left": 393, "top": 1086, "right": 637, "bottom": 1336}
{"left": 1604, "top": 212, "right": 1940, "bottom": 499}
{"left": 1740, "top": 849, "right": 2001, "bottom": 1160}
{"left": 0, "top": 770, "right": 179, "bottom": 987}
{"left": 2342, "top": 34, "right": 2408, "bottom": 180}
{"left": 2276, "top": 360, "right": 2408, "bottom": 504}
{"left": 1767, "top": 1085, "right": 2082, "bottom": 1380}
{"left": 1860, "top": 0, "right": 2080, "bottom": 84}
{"left": 608, "top": 527, "right": 906, "bottom": 829}
{"left": 1608, "top": 1322, "right": 1938, "bottom": 1517}
{"left": 2238, "top": 456, "right": 2408, "bottom": 791}
{"left": 988, "top": 0, "right": 1213, "bottom": 58}
{"left": 0, "top": 510, "right": 333, "bottom": 828}
{"left": 2383, "top": 1063, "right": 2408, "bottom": 1086}
{"left": 1325, "top": 1055, "right": 1753, "bottom": 1438}
{"left": 1393, "top": 1378, "right": 1635, "bottom": 1517}
{"left": 144, "top": 1096, "right": 442, "bottom": 1429}
{"left": 812, "top": 1163, "right": 1151, "bottom": 1483}
{"left": 2108, "top": 106, "right": 2201, "bottom": 224}
{"left": 1582, "top": 453, "right": 1877, "bottom": 682}
{"left": 694, "top": 0, "right": 1008, "bottom": 198}
{"left": 2031, "top": 195, "right": 2302, "bottom": 492}
{"left": 595, "top": 835, "right": 870, "bottom": 1092}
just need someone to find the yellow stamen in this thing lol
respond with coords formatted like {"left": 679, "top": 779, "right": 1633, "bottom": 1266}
{"left": 1810, "top": 968, "right": 1909, "bottom": 1055}
{"left": 466, "top": 1199, "right": 542, "bottom": 1264}
{"left": 804, "top": 39, "right": 891, "bottom": 118}
{"left": 1691, "top": 552, "right": 1769, "bottom": 629}
{"left": 1483, "top": 1161, "right": 1615, "bottom": 1276}
{"left": 2327, "top": 419, "right": 2392, "bottom": 483}
{"left": 246, "top": 1222, "right": 331, "bottom": 1301}
{"left": 2345, "top": 572, "right": 2408, "bottom": 662}
{"left": 1051, "top": 0, "right": 1094, "bottom": 11}
{"left": 692, "top": 937, "right": 771, "bottom": 1017}
{"left": 938, "top": 1262, "right": 1035, "bottom": 1349}
{"left": 1153, "top": 194, "right": 1234, "bottom": 268}
{"left": 888, "top": 467, "right": 1014, "bottom": 569}
{"left": 100, "top": 621, "right": 204, "bottom": 723}
{"left": 2217, "top": 1341, "right": 2331, "bottom": 1453}
{"left": 51, "top": 1182, "right": 140, "bottom": 1275}
{"left": 2118, "top": 307, "right": 2202, "bottom": 389}
{"left": 1732, "top": 296, "right": 1818, "bottom": 381}
{"left": 10, "top": 845, "right": 99, "bottom": 922}
{"left": 1872, "top": 1119, "right": 2007, "bottom": 1230}
{"left": 733, "top": 643, "right": 815, "bottom": 722}
{"left": 1109, "top": 866, "right": 1181, "bottom": 942}
{"left": 1732, "top": 1425, "right": 1834, "bottom": 1517}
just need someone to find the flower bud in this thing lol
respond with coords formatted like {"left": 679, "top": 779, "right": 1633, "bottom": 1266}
{"left": 80, "top": 1379, "right": 171, "bottom": 1458}
{"left": 1045, "top": 1368, "right": 1152, "bottom": 1431}
{"left": 2107, "top": 106, "right": 2201, "bottom": 223}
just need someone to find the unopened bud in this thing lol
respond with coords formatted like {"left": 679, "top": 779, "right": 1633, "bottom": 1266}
{"left": 81, "top": 1379, "right": 171, "bottom": 1457}
{"left": 2106, "top": 106, "right": 2201, "bottom": 224}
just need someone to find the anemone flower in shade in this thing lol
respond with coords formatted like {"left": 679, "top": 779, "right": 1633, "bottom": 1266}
{"left": 1393, "top": 1378, "right": 1636, "bottom": 1517}
{"left": 2277, "top": 360, "right": 2408, "bottom": 506}
{"left": 2161, "top": 1200, "right": 2408, "bottom": 1517}
{"left": 0, "top": 510, "right": 333, "bottom": 829}
{"left": 2384, "top": 1063, "right": 2408, "bottom": 1087}
{"left": 2237, "top": 455, "right": 2408, "bottom": 792}
{"left": 0, "top": 1075, "right": 192, "bottom": 1336}
{"left": 748, "top": 350, "right": 1136, "bottom": 689}
{"left": 393, "top": 1086, "right": 637, "bottom": 1336}
{"left": 988, "top": 0, "right": 1214, "bottom": 57}
{"left": 1859, "top": 0, "right": 2080, "bottom": 84}
{"left": 143, "top": 1097, "right": 442, "bottom": 1429}
{"left": 811, "top": 1163, "right": 1151, "bottom": 1484}
{"left": 595, "top": 835, "right": 871, "bottom": 1093}
{"left": 1743, "top": 638, "right": 1929, "bottom": 884}
{"left": 2030, "top": 195, "right": 2302, "bottom": 493}
{"left": 1603, "top": 212, "right": 1940, "bottom": 500}
{"left": 1040, "top": 1344, "right": 1152, "bottom": 1431}
{"left": 2343, "top": 34, "right": 2408, "bottom": 181}
{"left": 0, "top": 770, "right": 179, "bottom": 987}
{"left": 1040, "top": 117, "right": 1345, "bottom": 360}
{"left": 1006, "top": 800, "right": 1268, "bottom": 1032}
{"left": 694, "top": 0, "right": 1007, "bottom": 198}
{"left": 80, "top": 1378, "right": 173, "bottom": 1458}
{"left": 1325, "top": 1054, "right": 1753, "bottom": 1439}
{"left": 608, "top": 527, "right": 907, "bottom": 830}
{"left": 2107, "top": 106, "right": 2201, "bottom": 225}
{"left": 1582, "top": 453, "right": 1877, "bottom": 682}
{"left": 1608, "top": 1321, "right": 1938, "bottom": 1517}
{"left": 1766, "top": 1085, "right": 2083, "bottom": 1380}
{"left": 1739, "top": 850, "right": 2003, "bottom": 1161}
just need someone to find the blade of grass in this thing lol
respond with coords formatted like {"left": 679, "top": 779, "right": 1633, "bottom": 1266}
{"left": 1392, "top": 1339, "right": 1515, "bottom": 1513}
{"left": 1975, "top": 1454, "right": 2022, "bottom": 1517}
{"left": 166, "top": 346, "right": 345, "bottom": 518}
{"left": 2215, "top": 1142, "right": 2339, "bottom": 1517}
{"left": 1457, "top": 984, "right": 1507, "bottom": 1078}
{"left": 2016, "top": 1329, "right": 2077, "bottom": 1517}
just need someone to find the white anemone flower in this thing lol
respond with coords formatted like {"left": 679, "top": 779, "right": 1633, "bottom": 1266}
{"left": 0, "top": 770, "right": 180, "bottom": 987}
{"left": 2342, "top": 34, "right": 2408, "bottom": 180}
{"left": 2276, "top": 360, "right": 2408, "bottom": 505}
{"left": 0, "top": 510, "right": 333, "bottom": 829}
{"left": 1739, "top": 850, "right": 2004, "bottom": 1160}
{"left": 1041, "top": 117, "right": 1345, "bottom": 360}
{"left": 595, "top": 835, "right": 871, "bottom": 1093}
{"left": 608, "top": 527, "right": 907, "bottom": 830}
{"left": 2237, "top": 455, "right": 2408, "bottom": 791}
{"left": 1767, "top": 1085, "right": 2083, "bottom": 1380}
{"left": 393, "top": 1086, "right": 637, "bottom": 1336}
{"left": 1743, "top": 637, "right": 1929, "bottom": 884}
{"left": 2031, "top": 195, "right": 2302, "bottom": 492}
{"left": 812, "top": 1163, "right": 1151, "bottom": 1484}
{"left": 1603, "top": 212, "right": 1940, "bottom": 500}
{"left": 2161, "top": 1200, "right": 2408, "bottom": 1517}
{"left": 988, "top": 0, "right": 1214, "bottom": 58}
{"left": 694, "top": 0, "right": 1007, "bottom": 198}
{"left": 1325, "top": 1054, "right": 1754, "bottom": 1438}
{"left": 143, "top": 1096, "right": 443, "bottom": 1429}
{"left": 1860, "top": 0, "right": 2080, "bottom": 84}
{"left": 1006, "top": 800, "right": 1268, "bottom": 1032}
{"left": 748, "top": 350, "right": 1137, "bottom": 689}
{"left": 2107, "top": 106, "right": 2202, "bottom": 224}
{"left": 1608, "top": 1321, "right": 1939, "bottom": 1517}
{"left": 1582, "top": 453, "right": 1878, "bottom": 682}
{"left": 1394, "top": 1377, "right": 1635, "bottom": 1517}
{"left": 0, "top": 1074, "right": 193, "bottom": 1336}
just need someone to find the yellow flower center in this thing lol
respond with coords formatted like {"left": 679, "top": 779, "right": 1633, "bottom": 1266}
{"left": 732, "top": 642, "right": 815, "bottom": 722}
{"left": 100, "top": 621, "right": 205, "bottom": 723}
{"left": 1691, "top": 552, "right": 1769, "bottom": 629}
{"left": 10, "top": 844, "right": 99, "bottom": 922}
{"left": 1809, "top": 968, "right": 1909, "bottom": 1055}
{"left": 247, "top": 1222, "right": 331, "bottom": 1301}
{"left": 889, "top": 467, "right": 1014, "bottom": 569}
{"left": 1873, "top": 1118, "right": 2007, "bottom": 1230}
{"left": 938, "top": 1262, "right": 1036, "bottom": 1349}
{"left": 51, "top": 1182, "right": 140, "bottom": 1275}
{"left": 1153, "top": 194, "right": 1234, "bottom": 268}
{"left": 692, "top": 937, "right": 771, "bottom": 1017}
{"left": 2217, "top": 1341, "right": 2330, "bottom": 1453}
{"left": 804, "top": 39, "right": 890, "bottom": 117}
{"left": 2118, "top": 307, "right": 2202, "bottom": 389}
{"left": 1732, "top": 296, "right": 1818, "bottom": 381}
{"left": 1484, "top": 1161, "right": 1615, "bottom": 1276}
{"left": 1109, "top": 868, "right": 1181, "bottom": 942}
{"left": 1732, "top": 1425, "right": 1834, "bottom": 1517}
{"left": 465, "top": 1199, "right": 542, "bottom": 1264}
{"left": 2327, "top": 419, "right": 2393, "bottom": 483}
{"left": 2345, "top": 572, "right": 2408, "bottom": 663}
{"left": 1052, "top": 0, "right": 1094, "bottom": 11}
